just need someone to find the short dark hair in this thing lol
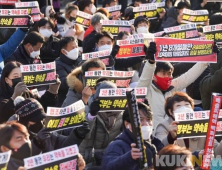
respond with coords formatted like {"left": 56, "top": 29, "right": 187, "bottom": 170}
{"left": 165, "top": 92, "right": 194, "bottom": 117}
{"left": 0, "top": 121, "right": 29, "bottom": 149}
{"left": 116, "top": 31, "right": 130, "bottom": 41}
{"left": 177, "top": 1, "right": 190, "bottom": 10}
{"left": 23, "top": 31, "right": 45, "bottom": 46}
{"left": 38, "top": 17, "right": 54, "bottom": 29}
{"left": 210, "top": 13, "right": 222, "bottom": 25}
{"left": 78, "top": 0, "right": 93, "bottom": 11}
{"left": 95, "top": 31, "right": 114, "bottom": 43}
{"left": 155, "top": 145, "right": 192, "bottom": 170}
{"left": 0, "top": 61, "right": 22, "bottom": 97}
{"left": 103, "top": 0, "right": 117, "bottom": 7}
{"left": 81, "top": 58, "right": 106, "bottom": 74}
{"left": 60, "top": 36, "right": 75, "bottom": 49}
{"left": 154, "top": 62, "right": 174, "bottom": 75}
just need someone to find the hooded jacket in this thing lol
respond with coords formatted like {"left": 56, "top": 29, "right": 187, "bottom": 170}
{"left": 102, "top": 128, "right": 162, "bottom": 170}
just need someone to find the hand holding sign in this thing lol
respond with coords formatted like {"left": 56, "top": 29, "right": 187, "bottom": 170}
{"left": 169, "top": 121, "right": 179, "bottom": 139}
{"left": 131, "top": 143, "right": 142, "bottom": 160}
{"left": 76, "top": 120, "right": 90, "bottom": 138}
{"left": 48, "top": 74, "right": 61, "bottom": 94}
{"left": 12, "top": 82, "right": 27, "bottom": 100}
{"left": 146, "top": 42, "right": 156, "bottom": 62}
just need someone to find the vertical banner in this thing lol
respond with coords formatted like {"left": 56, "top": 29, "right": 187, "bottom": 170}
{"left": 24, "top": 145, "right": 79, "bottom": 170}
{"left": 126, "top": 89, "right": 148, "bottom": 169}
{"left": 76, "top": 11, "right": 92, "bottom": 27}
{"left": 201, "top": 93, "right": 222, "bottom": 170}
{"left": 203, "top": 24, "right": 222, "bottom": 44}
{"left": 45, "top": 100, "right": 85, "bottom": 131}
{"left": 117, "top": 33, "right": 145, "bottom": 58}
{"left": 154, "top": 37, "right": 216, "bottom": 63}
{"left": 82, "top": 50, "right": 113, "bottom": 67}
{"left": 101, "top": 20, "right": 131, "bottom": 36}
{"left": 133, "top": 4, "right": 158, "bottom": 19}
{"left": 164, "top": 23, "right": 199, "bottom": 39}
{"left": 0, "top": 151, "right": 11, "bottom": 169}
{"left": 182, "top": 9, "right": 209, "bottom": 25}
{"left": 0, "top": 0, "right": 18, "bottom": 5}
{"left": 15, "top": 1, "right": 41, "bottom": 22}
{"left": 105, "top": 5, "right": 122, "bottom": 18}
{"left": 21, "top": 62, "right": 56, "bottom": 87}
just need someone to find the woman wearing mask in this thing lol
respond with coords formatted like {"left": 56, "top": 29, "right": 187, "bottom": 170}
{"left": 57, "top": 4, "right": 85, "bottom": 44}
{"left": 36, "top": 17, "right": 61, "bottom": 63}
{"left": 132, "top": 15, "right": 150, "bottom": 34}
{"left": 155, "top": 92, "right": 222, "bottom": 157}
{"left": 55, "top": 36, "right": 82, "bottom": 106}
{"left": 102, "top": 102, "right": 164, "bottom": 170}
{"left": 0, "top": 61, "right": 60, "bottom": 124}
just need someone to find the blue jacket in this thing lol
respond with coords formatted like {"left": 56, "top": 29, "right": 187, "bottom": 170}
{"left": 102, "top": 128, "right": 164, "bottom": 170}
{"left": 0, "top": 28, "right": 26, "bottom": 74}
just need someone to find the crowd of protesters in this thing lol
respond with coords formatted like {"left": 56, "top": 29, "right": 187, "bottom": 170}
{"left": 0, "top": 0, "right": 222, "bottom": 169}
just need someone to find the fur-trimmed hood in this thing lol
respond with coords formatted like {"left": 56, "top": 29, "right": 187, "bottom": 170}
{"left": 66, "top": 67, "right": 84, "bottom": 94}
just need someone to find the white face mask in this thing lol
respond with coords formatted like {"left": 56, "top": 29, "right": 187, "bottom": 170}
{"left": 141, "top": 125, "right": 153, "bottom": 140}
{"left": 39, "top": 29, "right": 52, "bottom": 38}
{"left": 98, "top": 44, "right": 112, "bottom": 51}
{"left": 137, "top": 26, "right": 148, "bottom": 33}
{"left": 64, "top": 48, "right": 79, "bottom": 60}
{"left": 91, "top": 5, "right": 97, "bottom": 14}
{"left": 29, "top": 47, "right": 40, "bottom": 59}
{"left": 174, "top": 106, "right": 193, "bottom": 114}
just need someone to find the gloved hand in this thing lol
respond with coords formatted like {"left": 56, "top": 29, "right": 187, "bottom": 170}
{"left": 111, "top": 45, "right": 120, "bottom": 57}
{"left": 33, "top": 128, "right": 51, "bottom": 149}
{"left": 213, "top": 42, "right": 220, "bottom": 54}
{"left": 146, "top": 42, "right": 156, "bottom": 61}
{"left": 48, "top": 74, "right": 61, "bottom": 94}
{"left": 12, "top": 82, "right": 27, "bottom": 100}
{"left": 143, "top": 45, "right": 148, "bottom": 57}
{"left": 20, "top": 15, "right": 34, "bottom": 32}
{"left": 89, "top": 100, "right": 100, "bottom": 116}
{"left": 76, "top": 121, "right": 90, "bottom": 138}
{"left": 108, "top": 55, "right": 115, "bottom": 67}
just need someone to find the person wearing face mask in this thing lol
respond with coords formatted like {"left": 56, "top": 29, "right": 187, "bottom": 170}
{"left": 78, "top": 0, "right": 96, "bottom": 15}
{"left": 0, "top": 61, "right": 61, "bottom": 124}
{"left": 133, "top": 15, "right": 150, "bottom": 34}
{"left": 0, "top": 121, "right": 32, "bottom": 170}
{"left": 137, "top": 42, "right": 211, "bottom": 129}
{"left": 12, "top": 96, "right": 90, "bottom": 156}
{"left": 155, "top": 92, "right": 222, "bottom": 158}
{"left": 55, "top": 36, "right": 82, "bottom": 106}
{"left": 5, "top": 31, "right": 44, "bottom": 65}
{"left": 102, "top": 102, "right": 164, "bottom": 170}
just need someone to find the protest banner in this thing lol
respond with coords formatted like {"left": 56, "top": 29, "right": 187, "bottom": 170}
{"left": 21, "top": 62, "right": 57, "bottom": 87}
{"left": 126, "top": 89, "right": 148, "bottom": 169}
{"left": 175, "top": 110, "right": 222, "bottom": 139}
{"left": 164, "top": 23, "right": 199, "bottom": 39}
{"left": 133, "top": 4, "right": 158, "bottom": 20}
{"left": 105, "top": 5, "right": 121, "bottom": 18}
{"left": 82, "top": 50, "right": 113, "bottom": 67}
{"left": 101, "top": 20, "right": 131, "bottom": 36}
{"left": 140, "top": 2, "right": 165, "bottom": 13}
{"left": 203, "top": 24, "right": 222, "bottom": 44}
{"left": 116, "top": 34, "right": 145, "bottom": 58}
{"left": 45, "top": 100, "right": 85, "bottom": 131}
{"left": 15, "top": 1, "right": 41, "bottom": 22}
{"left": 154, "top": 37, "right": 216, "bottom": 63}
{"left": 24, "top": 145, "right": 79, "bottom": 170}
{"left": 99, "top": 87, "right": 147, "bottom": 111}
{"left": 129, "top": 19, "right": 134, "bottom": 25}
{"left": 85, "top": 70, "right": 134, "bottom": 88}
{"left": 0, "top": 0, "right": 17, "bottom": 5}
{"left": 182, "top": 9, "right": 209, "bottom": 25}
{"left": 75, "top": 11, "right": 92, "bottom": 27}
{"left": 0, "top": 15, "right": 30, "bottom": 28}
{"left": 151, "top": 0, "right": 165, "bottom": 2}
{"left": 201, "top": 93, "right": 222, "bottom": 170}
{"left": 154, "top": 31, "right": 165, "bottom": 37}
{"left": 0, "top": 151, "right": 11, "bottom": 169}
{"left": 208, "top": 0, "right": 222, "bottom": 1}
{"left": 0, "top": 9, "right": 28, "bottom": 15}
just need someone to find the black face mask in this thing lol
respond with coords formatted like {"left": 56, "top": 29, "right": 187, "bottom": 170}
{"left": 11, "top": 77, "right": 22, "bottom": 88}
{"left": 10, "top": 142, "right": 32, "bottom": 160}
{"left": 69, "top": 16, "right": 76, "bottom": 22}
{"left": 29, "top": 121, "right": 44, "bottom": 134}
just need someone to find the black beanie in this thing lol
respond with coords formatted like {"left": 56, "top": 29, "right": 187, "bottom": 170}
{"left": 14, "top": 96, "right": 46, "bottom": 122}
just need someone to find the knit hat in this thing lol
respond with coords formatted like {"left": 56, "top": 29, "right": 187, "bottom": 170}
{"left": 14, "top": 96, "right": 46, "bottom": 122}
{"left": 134, "top": 15, "right": 149, "bottom": 27}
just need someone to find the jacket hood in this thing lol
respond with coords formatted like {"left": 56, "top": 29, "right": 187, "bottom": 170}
{"left": 166, "top": 7, "right": 178, "bottom": 19}
{"left": 66, "top": 67, "right": 84, "bottom": 93}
